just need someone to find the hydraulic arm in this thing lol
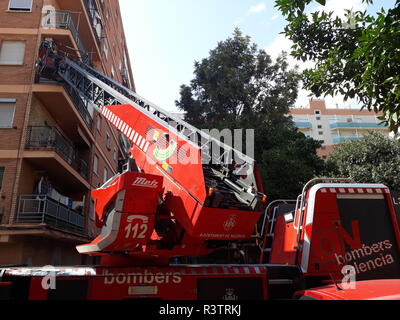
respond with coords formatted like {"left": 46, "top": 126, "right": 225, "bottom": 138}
{"left": 37, "top": 40, "right": 266, "bottom": 264}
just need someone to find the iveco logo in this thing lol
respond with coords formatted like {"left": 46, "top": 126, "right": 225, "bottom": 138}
{"left": 132, "top": 177, "right": 158, "bottom": 188}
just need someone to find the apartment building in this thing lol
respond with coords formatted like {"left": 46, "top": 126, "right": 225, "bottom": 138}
{"left": 0, "top": 0, "right": 135, "bottom": 266}
{"left": 291, "top": 99, "right": 390, "bottom": 159}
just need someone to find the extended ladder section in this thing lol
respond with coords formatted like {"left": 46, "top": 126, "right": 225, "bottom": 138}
{"left": 37, "top": 40, "right": 264, "bottom": 213}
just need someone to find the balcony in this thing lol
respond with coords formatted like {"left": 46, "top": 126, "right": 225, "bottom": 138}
{"left": 25, "top": 126, "right": 89, "bottom": 180}
{"left": 16, "top": 195, "right": 85, "bottom": 234}
{"left": 295, "top": 122, "right": 312, "bottom": 129}
{"left": 42, "top": 9, "right": 90, "bottom": 63}
{"left": 63, "top": 83, "right": 93, "bottom": 129}
{"left": 83, "top": 0, "right": 103, "bottom": 45}
{"left": 330, "top": 122, "right": 387, "bottom": 130}
{"left": 332, "top": 136, "right": 363, "bottom": 144}
{"left": 120, "top": 66, "right": 131, "bottom": 88}
{"left": 55, "top": 0, "right": 102, "bottom": 63}
{"left": 33, "top": 84, "right": 94, "bottom": 142}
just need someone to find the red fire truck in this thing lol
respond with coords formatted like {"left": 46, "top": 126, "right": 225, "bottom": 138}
{"left": 0, "top": 41, "right": 398, "bottom": 300}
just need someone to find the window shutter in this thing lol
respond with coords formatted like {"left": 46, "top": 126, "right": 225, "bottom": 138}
{"left": 8, "top": 0, "right": 33, "bottom": 11}
{"left": 0, "top": 102, "right": 16, "bottom": 127}
{"left": 0, "top": 41, "right": 26, "bottom": 65}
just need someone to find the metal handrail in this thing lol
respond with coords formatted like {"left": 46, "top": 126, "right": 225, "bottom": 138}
{"left": 63, "top": 82, "right": 93, "bottom": 129}
{"left": 16, "top": 195, "right": 85, "bottom": 233}
{"left": 83, "top": 0, "right": 102, "bottom": 44}
{"left": 42, "top": 10, "right": 89, "bottom": 63}
{"left": 25, "top": 126, "right": 89, "bottom": 179}
{"left": 260, "top": 199, "right": 297, "bottom": 238}
{"left": 293, "top": 178, "right": 355, "bottom": 249}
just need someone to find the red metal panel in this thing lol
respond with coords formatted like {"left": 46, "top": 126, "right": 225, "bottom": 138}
{"left": 102, "top": 105, "right": 206, "bottom": 203}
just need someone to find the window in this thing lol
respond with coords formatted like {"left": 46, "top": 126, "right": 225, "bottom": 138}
{"left": 314, "top": 110, "right": 321, "bottom": 115}
{"left": 113, "top": 147, "right": 117, "bottom": 161}
{"left": 0, "top": 99, "right": 16, "bottom": 128}
{"left": 8, "top": 0, "right": 33, "bottom": 11}
{"left": 111, "top": 66, "right": 115, "bottom": 78}
{"left": 0, "top": 167, "right": 4, "bottom": 190}
{"left": 103, "top": 42, "right": 108, "bottom": 60}
{"left": 96, "top": 115, "right": 101, "bottom": 132}
{"left": 318, "top": 131, "right": 324, "bottom": 135}
{"left": 106, "top": 132, "right": 111, "bottom": 149}
{"left": 0, "top": 41, "right": 26, "bottom": 65}
{"left": 317, "top": 125, "right": 322, "bottom": 129}
{"left": 103, "top": 167, "right": 108, "bottom": 183}
{"left": 89, "top": 199, "right": 95, "bottom": 221}
{"left": 316, "top": 117, "right": 321, "bottom": 121}
{"left": 93, "top": 155, "right": 99, "bottom": 174}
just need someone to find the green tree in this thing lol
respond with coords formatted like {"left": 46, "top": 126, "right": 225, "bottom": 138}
{"left": 176, "top": 28, "right": 324, "bottom": 200}
{"left": 327, "top": 132, "right": 400, "bottom": 192}
{"left": 276, "top": 0, "right": 400, "bottom": 132}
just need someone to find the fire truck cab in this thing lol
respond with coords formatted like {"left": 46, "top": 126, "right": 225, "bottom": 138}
{"left": 261, "top": 179, "right": 400, "bottom": 288}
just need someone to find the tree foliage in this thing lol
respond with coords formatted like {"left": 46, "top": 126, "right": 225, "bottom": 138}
{"left": 327, "top": 132, "right": 400, "bottom": 192}
{"left": 176, "top": 29, "right": 324, "bottom": 200}
{"left": 276, "top": 0, "right": 400, "bottom": 132}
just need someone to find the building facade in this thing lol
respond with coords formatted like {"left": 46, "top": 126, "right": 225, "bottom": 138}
{"left": 0, "top": 0, "right": 135, "bottom": 266}
{"left": 291, "top": 100, "right": 390, "bottom": 159}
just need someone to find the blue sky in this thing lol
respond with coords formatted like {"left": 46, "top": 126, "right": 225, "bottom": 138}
{"left": 120, "top": 0, "right": 397, "bottom": 112}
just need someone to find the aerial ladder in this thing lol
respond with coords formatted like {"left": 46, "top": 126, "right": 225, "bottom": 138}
{"left": 36, "top": 40, "right": 267, "bottom": 266}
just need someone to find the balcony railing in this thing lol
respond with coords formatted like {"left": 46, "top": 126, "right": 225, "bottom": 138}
{"left": 295, "top": 121, "right": 312, "bottom": 129}
{"left": 16, "top": 195, "right": 85, "bottom": 234}
{"left": 42, "top": 10, "right": 90, "bottom": 63}
{"left": 83, "top": 0, "right": 102, "bottom": 44}
{"left": 63, "top": 83, "right": 93, "bottom": 129}
{"left": 330, "top": 122, "right": 387, "bottom": 130}
{"left": 332, "top": 136, "right": 363, "bottom": 144}
{"left": 25, "top": 126, "right": 89, "bottom": 179}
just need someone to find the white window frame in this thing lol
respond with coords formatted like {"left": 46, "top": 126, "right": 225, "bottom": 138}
{"left": 0, "top": 41, "right": 26, "bottom": 65}
{"left": 0, "top": 99, "right": 16, "bottom": 128}
{"left": 7, "top": 0, "right": 33, "bottom": 12}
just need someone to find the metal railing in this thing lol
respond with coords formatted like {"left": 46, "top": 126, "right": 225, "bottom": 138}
{"left": 83, "top": 0, "right": 102, "bottom": 44}
{"left": 63, "top": 83, "right": 93, "bottom": 129}
{"left": 25, "top": 126, "right": 89, "bottom": 179}
{"left": 16, "top": 195, "right": 85, "bottom": 234}
{"left": 42, "top": 10, "right": 90, "bottom": 63}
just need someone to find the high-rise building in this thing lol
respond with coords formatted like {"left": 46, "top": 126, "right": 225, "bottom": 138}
{"left": 291, "top": 99, "right": 390, "bottom": 159}
{"left": 0, "top": 0, "right": 135, "bottom": 266}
